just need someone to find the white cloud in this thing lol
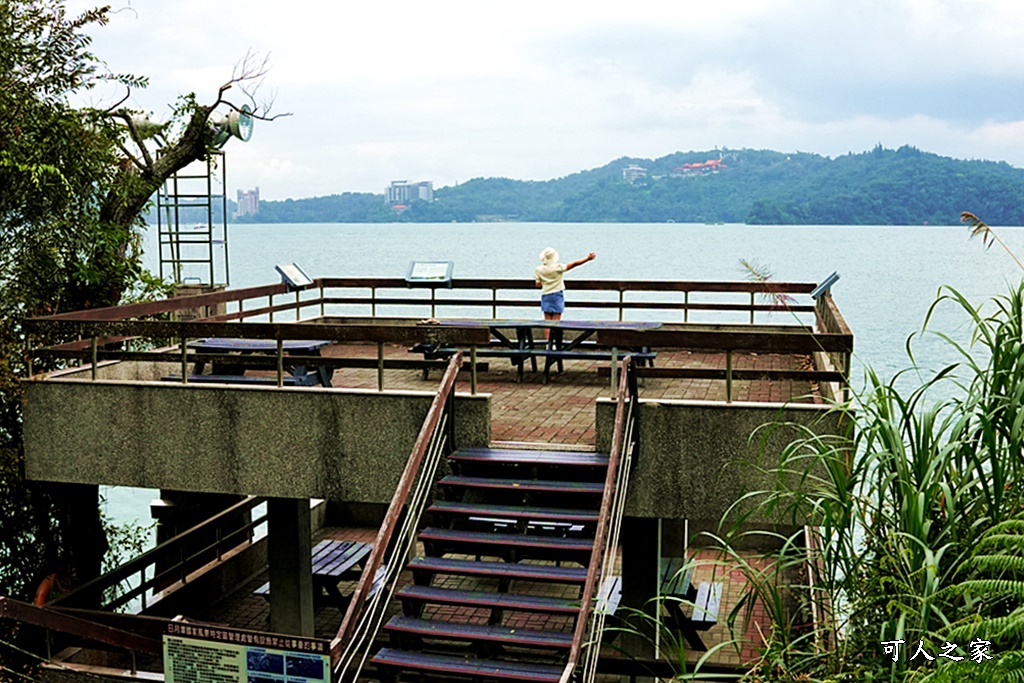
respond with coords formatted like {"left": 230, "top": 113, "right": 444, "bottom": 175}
{"left": 61, "top": 0, "right": 1024, "bottom": 199}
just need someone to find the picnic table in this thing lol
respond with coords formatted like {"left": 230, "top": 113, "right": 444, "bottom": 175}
{"left": 255, "top": 539, "right": 372, "bottom": 610}
{"left": 659, "top": 557, "right": 723, "bottom": 651}
{"left": 184, "top": 338, "right": 334, "bottom": 387}
{"left": 412, "top": 319, "right": 660, "bottom": 382}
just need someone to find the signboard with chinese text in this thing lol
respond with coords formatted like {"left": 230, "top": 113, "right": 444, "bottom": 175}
{"left": 163, "top": 622, "right": 330, "bottom": 683}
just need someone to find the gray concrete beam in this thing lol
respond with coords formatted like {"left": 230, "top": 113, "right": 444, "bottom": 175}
{"left": 23, "top": 380, "right": 489, "bottom": 501}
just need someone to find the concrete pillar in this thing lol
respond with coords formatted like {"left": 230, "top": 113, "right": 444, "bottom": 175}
{"left": 620, "top": 516, "right": 659, "bottom": 662}
{"left": 268, "top": 498, "right": 314, "bottom": 636}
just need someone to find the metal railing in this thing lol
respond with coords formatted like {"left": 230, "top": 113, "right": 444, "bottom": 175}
{"left": 0, "top": 597, "right": 163, "bottom": 672}
{"left": 330, "top": 353, "right": 463, "bottom": 679}
{"left": 562, "top": 355, "right": 640, "bottom": 683}
{"left": 49, "top": 496, "right": 266, "bottom": 612}
{"left": 22, "top": 277, "right": 850, "bottom": 399}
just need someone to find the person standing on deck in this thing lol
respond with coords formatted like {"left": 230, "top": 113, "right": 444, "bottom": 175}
{"left": 535, "top": 248, "right": 596, "bottom": 324}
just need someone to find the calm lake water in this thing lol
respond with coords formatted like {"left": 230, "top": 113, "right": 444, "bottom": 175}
{"left": 110, "top": 222, "right": 1024, "bottom": 534}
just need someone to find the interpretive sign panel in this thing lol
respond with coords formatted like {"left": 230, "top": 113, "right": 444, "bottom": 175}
{"left": 164, "top": 622, "right": 330, "bottom": 683}
{"left": 405, "top": 260, "right": 454, "bottom": 287}
{"left": 275, "top": 262, "right": 313, "bottom": 290}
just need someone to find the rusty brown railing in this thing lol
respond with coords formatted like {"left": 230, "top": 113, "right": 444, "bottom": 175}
{"left": 22, "top": 277, "right": 847, "bottom": 398}
{"left": 0, "top": 597, "right": 162, "bottom": 673}
{"left": 331, "top": 353, "right": 463, "bottom": 678}
{"left": 49, "top": 496, "right": 266, "bottom": 612}
{"left": 562, "top": 355, "right": 640, "bottom": 682}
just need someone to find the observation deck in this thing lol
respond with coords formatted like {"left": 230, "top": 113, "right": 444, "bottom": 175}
{"left": 9, "top": 276, "right": 851, "bottom": 681}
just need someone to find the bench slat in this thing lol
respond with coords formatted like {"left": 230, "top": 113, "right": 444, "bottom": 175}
{"left": 692, "top": 581, "right": 723, "bottom": 627}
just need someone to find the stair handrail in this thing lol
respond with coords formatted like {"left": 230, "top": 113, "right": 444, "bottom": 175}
{"left": 562, "top": 355, "right": 639, "bottom": 683}
{"left": 330, "top": 352, "right": 463, "bottom": 679}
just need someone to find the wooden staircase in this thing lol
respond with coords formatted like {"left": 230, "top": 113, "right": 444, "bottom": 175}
{"left": 371, "top": 446, "right": 610, "bottom": 682}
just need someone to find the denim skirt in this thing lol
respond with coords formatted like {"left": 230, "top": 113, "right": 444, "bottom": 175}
{"left": 540, "top": 291, "right": 565, "bottom": 314}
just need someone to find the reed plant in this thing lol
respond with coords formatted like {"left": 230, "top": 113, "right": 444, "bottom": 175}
{"left": 712, "top": 214, "right": 1024, "bottom": 681}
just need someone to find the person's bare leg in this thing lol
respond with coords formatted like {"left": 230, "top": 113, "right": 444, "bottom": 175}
{"left": 543, "top": 311, "right": 557, "bottom": 340}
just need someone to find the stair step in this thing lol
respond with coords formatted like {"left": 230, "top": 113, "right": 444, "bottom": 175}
{"left": 438, "top": 475, "right": 604, "bottom": 495}
{"left": 408, "top": 556, "right": 588, "bottom": 585}
{"left": 384, "top": 616, "right": 573, "bottom": 650}
{"left": 430, "top": 500, "right": 599, "bottom": 524}
{"left": 420, "top": 527, "right": 593, "bottom": 562}
{"left": 372, "top": 647, "right": 564, "bottom": 682}
{"left": 397, "top": 585, "right": 579, "bottom": 615}
{"left": 451, "top": 448, "right": 609, "bottom": 468}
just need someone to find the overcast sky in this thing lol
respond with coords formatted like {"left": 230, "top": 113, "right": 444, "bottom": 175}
{"left": 67, "top": 0, "right": 1024, "bottom": 200}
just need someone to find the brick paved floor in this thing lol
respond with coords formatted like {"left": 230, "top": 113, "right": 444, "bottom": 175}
{"left": 322, "top": 343, "right": 819, "bottom": 447}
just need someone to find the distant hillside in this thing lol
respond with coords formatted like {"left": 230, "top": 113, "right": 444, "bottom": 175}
{"left": 234, "top": 146, "right": 1024, "bottom": 225}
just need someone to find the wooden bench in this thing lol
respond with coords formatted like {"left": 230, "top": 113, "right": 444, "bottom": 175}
{"left": 660, "top": 557, "right": 723, "bottom": 651}
{"left": 254, "top": 539, "right": 372, "bottom": 610}
{"left": 594, "top": 575, "right": 623, "bottom": 643}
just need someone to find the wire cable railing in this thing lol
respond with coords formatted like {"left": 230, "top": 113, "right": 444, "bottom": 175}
{"left": 329, "top": 353, "right": 463, "bottom": 680}
{"left": 560, "top": 355, "right": 640, "bottom": 683}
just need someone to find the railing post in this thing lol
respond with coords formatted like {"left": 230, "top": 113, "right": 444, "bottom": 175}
{"left": 684, "top": 292, "right": 689, "bottom": 322}
{"left": 180, "top": 336, "right": 188, "bottom": 383}
{"left": 618, "top": 290, "right": 624, "bottom": 322}
{"left": 430, "top": 287, "right": 437, "bottom": 319}
{"left": 268, "top": 294, "right": 274, "bottom": 323}
{"left": 320, "top": 282, "right": 325, "bottom": 318}
{"left": 276, "top": 339, "right": 284, "bottom": 387}
{"left": 470, "top": 345, "right": 478, "bottom": 395}
{"left": 377, "top": 342, "right": 385, "bottom": 391}
{"left": 842, "top": 351, "right": 851, "bottom": 403}
{"left": 296, "top": 290, "right": 301, "bottom": 321}
{"left": 140, "top": 568, "right": 147, "bottom": 610}
{"left": 371, "top": 287, "right": 377, "bottom": 317}
{"left": 91, "top": 336, "right": 98, "bottom": 380}
{"left": 726, "top": 350, "right": 733, "bottom": 403}
{"left": 492, "top": 288, "right": 497, "bottom": 319}
{"left": 610, "top": 347, "right": 618, "bottom": 392}
{"left": 750, "top": 292, "right": 755, "bottom": 324}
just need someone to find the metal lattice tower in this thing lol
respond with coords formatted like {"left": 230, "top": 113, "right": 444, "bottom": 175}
{"left": 156, "top": 151, "right": 230, "bottom": 287}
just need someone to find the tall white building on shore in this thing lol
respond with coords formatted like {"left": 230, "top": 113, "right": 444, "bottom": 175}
{"left": 236, "top": 187, "right": 260, "bottom": 216}
{"left": 386, "top": 180, "right": 433, "bottom": 205}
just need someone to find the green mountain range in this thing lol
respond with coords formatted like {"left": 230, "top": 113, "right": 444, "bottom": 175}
{"left": 234, "top": 146, "right": 1024, "bottom": 225}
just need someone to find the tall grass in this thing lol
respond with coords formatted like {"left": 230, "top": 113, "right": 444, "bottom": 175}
{"left": 717, "top": 216, "right": 1024, "bottom": 681}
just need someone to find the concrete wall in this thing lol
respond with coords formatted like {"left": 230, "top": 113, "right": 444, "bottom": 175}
{"left": 24, "top": 380, "right": 489, "bottom": 502}
{"left": 596, "top": 398, "right": 841, "bottom": 530}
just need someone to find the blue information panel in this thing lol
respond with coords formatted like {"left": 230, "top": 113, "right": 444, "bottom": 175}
{"left": 164, "top": 622, "right": 330, "bottom": 683}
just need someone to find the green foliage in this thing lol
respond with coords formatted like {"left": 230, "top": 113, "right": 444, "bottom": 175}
{"left": 717, "top": 273, "right": 1024, "bottom": 680}
{"left": 236, "top": 147, "right": 1024, "bottom": 225}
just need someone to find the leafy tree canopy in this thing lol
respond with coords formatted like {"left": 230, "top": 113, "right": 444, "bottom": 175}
{"left": 0, "top": 0, "right": 279, "bottom": 616}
